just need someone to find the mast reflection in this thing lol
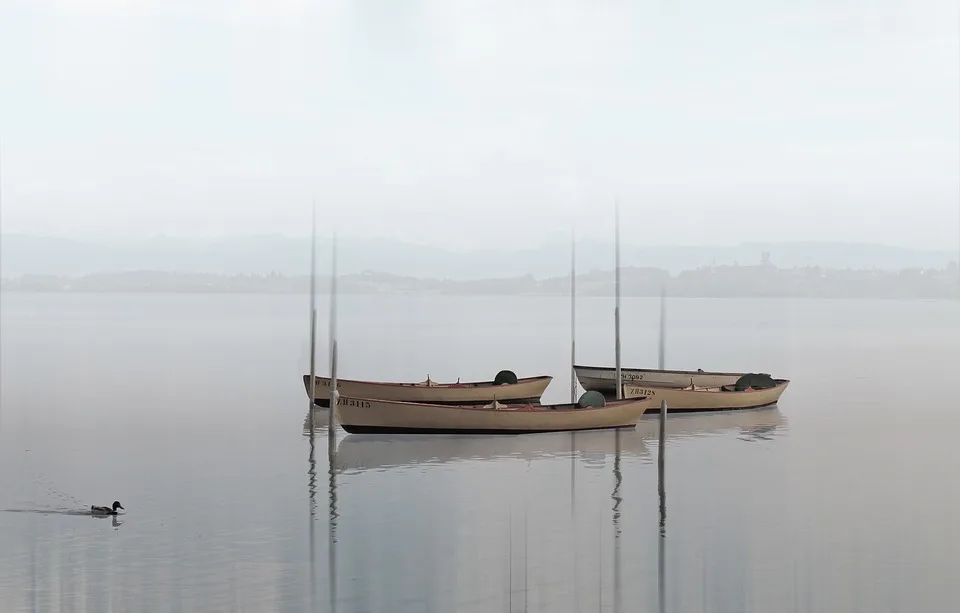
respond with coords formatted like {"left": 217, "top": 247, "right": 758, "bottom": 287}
{"left": 612, "top": 429, "right": 622, "bottom": 613}
{"left": 307, "top": 420, "right": 318, "bottom": 608}
{"left": 328, "top": 421, "right": 339, "bottom": 613}
{"left": 304, "top": 410, "right": 338, "bottom": 613}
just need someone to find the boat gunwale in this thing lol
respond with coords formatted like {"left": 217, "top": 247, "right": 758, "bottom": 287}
{"left": 335, "top": 395, "right": 651, "bottom": 414}
{"left": 641, "top": 400, "right": 781, "bottom": 413}
{"left": 574, "top": 364, "right": 755, "bottom": 377}
{"left": 623, "top": 379, "right": 790, "bottom": 395}
{"left": 338, "top": 424, "right": 638, "bottom": 435}
{"left": 304, "top": 374, "right": 553, "bottom": 389}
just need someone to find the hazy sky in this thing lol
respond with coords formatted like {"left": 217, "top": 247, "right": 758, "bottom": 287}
{"left": 1, "top": 0, "right": 958, "bottom": 250}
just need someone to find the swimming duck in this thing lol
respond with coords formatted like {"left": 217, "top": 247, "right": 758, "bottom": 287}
{"left": 91, "top": 501, "right": 124, "bottom": 515}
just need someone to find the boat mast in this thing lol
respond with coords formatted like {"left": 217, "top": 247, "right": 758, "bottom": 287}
{"left": 328, "top": 230, "right": 339, "bottom": 442}
{"left": 614, "top": 199, "right": 622, "bottom": 399}
{"left": 571, "top": 229, "right": 577, "bottom": 403}
{"left": 309, "top": 202, "right": 318, "bottom": 426}
{"left": 659, "top": 287, "right": 666, "bottom": 370}
{"left": 326, "top": 228, "right": 340, "bottom": 613}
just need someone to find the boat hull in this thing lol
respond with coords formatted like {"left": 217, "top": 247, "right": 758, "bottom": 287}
{"left": 333, "top": 396, "right": 653, "bottom": 435}
{"left": 575, "top": 364, "right": 750, "bottom": 392}
{"left": 303, "top": 374, "right": 552, "bottom": 407}
{"left": 623, "top": 380, "right": 790, "bottom": 412}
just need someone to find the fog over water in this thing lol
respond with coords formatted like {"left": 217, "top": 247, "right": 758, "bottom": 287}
{"left": 1, "top": 293, "right": 959, "bottom": 611}
{"left": 1, "top": 1, "right": 959, "bottom": 610}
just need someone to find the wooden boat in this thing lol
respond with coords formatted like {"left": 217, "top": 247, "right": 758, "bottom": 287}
{"left": 302, "top": 371, "right": 552, "bottom": 407}
{"left": 574, "top": 364, "right": 753, "bottom": 392}
{"left": 623, "top": 379, "right": 790, "bottom": 412}
{"left": 332, "top": 395, "right": 653, "bottom": 434}
{"left": 306, "top": 404, "right": 787, "bottom": 442}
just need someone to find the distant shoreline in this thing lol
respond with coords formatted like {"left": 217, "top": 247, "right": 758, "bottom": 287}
{"left": 2, "top": 264, "right": 958, "bottom": 300}
{"left": 3, "top": 234, "right": 957, "bottom": 280}
{"left": 2, "top": 290, "right": 957, "bottom": 302}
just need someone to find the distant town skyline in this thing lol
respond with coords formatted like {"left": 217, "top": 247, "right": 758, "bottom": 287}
{"left": 1, "top": 233, "right": 956, "bottom": 280}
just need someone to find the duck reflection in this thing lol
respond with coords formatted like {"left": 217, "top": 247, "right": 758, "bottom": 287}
{"left": 90, "top": 513, "right": 123, "bottom": 530}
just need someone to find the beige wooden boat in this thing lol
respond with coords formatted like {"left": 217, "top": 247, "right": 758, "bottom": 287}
{"left": 575, "top": 364, "right": 752, "bottom": 392}
{"left": 306, "top": 404, "right": 786, "bottom": 441}
{"left": 332, "top": 395, "right": 653, "bottom": 434}
{"left": 302, "top": 373, "right": 552, "bottom": 407}
{"left": 623, "top": 379, "right": 790, "bottom": 412}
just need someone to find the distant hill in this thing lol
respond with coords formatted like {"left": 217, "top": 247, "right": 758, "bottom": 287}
{"left": 1, "top": 234, "right": 956, "bottom": 280}
{"left": 4, "top": 264, "right": 958, "bottom": 300}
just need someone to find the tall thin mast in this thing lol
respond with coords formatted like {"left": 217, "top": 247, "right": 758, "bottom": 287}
{"left": 308, "top": 202, "right": 317, "bottom": 424}
{"left": 614, "top": 200, "right": 622, "bottom": 399}
{"left": 571, "top": 229, "right": 577, "bottom": 403}
{"left": 659, "top": 288, "right": 666, "bottom": 370}
{"left": 328, "top": 231, "right": 339, "bottom": 437}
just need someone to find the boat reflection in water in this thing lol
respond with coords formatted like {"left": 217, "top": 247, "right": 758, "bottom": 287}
{"left": 302, "top": 405, "right": 786, "bottom": 612}
{"left": 321, "top": 405, "right": 786, "bottom": 473}
{"left": 634, "top": 405, "right": 787, "bottom": 443}
{"left": 303, "top": 407, "right": 332, "bottom": 433}
{"left": 332, "top": 426, "right": 650, "bottom": 473}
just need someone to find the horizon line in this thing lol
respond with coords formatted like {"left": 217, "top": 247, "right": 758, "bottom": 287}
{"left": 1, "top": 232, "right": 957, "bottom": 254}
{"left": 3, "top": 260, "right": 957, "bottom": 281}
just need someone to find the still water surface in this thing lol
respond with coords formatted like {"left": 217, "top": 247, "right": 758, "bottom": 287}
{"left": 1, "top": 293, "right": 958, "bottom": 612}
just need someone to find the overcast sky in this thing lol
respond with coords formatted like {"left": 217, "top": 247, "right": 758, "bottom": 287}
{"left": 1, "top": 0, "right": 958, "bottom": 250}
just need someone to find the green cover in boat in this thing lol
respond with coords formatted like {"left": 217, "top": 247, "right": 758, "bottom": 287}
{"left": 578, "top": 390, "right": 606, "bottom": 408}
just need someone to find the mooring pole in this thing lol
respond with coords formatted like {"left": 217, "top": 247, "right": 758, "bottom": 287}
{"left": 614, "top": 199, "right": 622, "bottom": 399}
{"left": 571, "top": 229, "right": 577, "bottom": 403}
{"left": 328, "top": 231, "right": 338, "bottom": 447}
{"left": 657, "top": 397, "right": 667, "bottom": 613}
{"left": 658, "top": 288, "right": 666, "bottom": 370}
{"left": 658, "top": 399, "right": 667, "bottom": 481}
{"left": 308, "top": 203, "right": 317, "bottom": 429}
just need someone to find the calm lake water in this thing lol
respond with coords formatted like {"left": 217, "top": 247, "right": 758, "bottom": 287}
{"left": 1, "top": 293, "right": 959, "bottom": 612}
